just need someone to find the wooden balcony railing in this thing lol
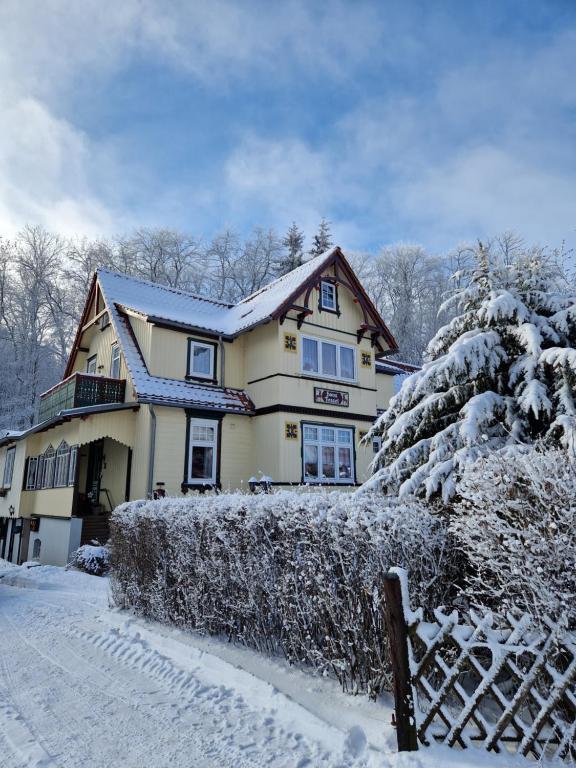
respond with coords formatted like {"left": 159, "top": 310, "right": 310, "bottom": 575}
{"left": 38, "top": 373, "right": 126, "bottom": 423}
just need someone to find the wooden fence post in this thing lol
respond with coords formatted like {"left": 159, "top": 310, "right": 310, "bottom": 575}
{"left": 384, "top": 571, "right": 418, "bottom": 752}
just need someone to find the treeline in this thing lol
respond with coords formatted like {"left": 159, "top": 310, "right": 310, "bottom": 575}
{"left": 0, "top": 222, "right": 540, "bottom": 431}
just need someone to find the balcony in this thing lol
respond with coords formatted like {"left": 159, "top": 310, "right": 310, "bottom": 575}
{"left": 38, "top": 373, "right": 126, "bottom": 424}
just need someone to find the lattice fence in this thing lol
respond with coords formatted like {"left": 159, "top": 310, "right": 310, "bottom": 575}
{"left": 383, "top": 568, "right": 576, "bottom": 762}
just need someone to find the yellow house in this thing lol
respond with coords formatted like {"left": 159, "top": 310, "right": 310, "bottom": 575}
{"left": 0, "top": 247, "right": 413, "bottom": 566}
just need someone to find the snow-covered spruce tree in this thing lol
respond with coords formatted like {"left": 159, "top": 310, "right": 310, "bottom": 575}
{"left": 366, "top": 243, "right": 576, "bottom": 500}
{"left": 308, "top": 217, "right": 332, "bottom": 258}
{"left": 275, "top": 222, "right": 305, "bottom": 275}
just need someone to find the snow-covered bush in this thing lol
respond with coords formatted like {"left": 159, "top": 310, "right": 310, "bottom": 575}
{"left": 451, "top": 448, "right": 576, "bottom": 627}
{"left": 110, "top": 491, "right": 455, "bottom": 697}
{"left": 367, "top": 244, "right": 576, "bottom": 500}
{"left": 68, "top": 544, "right": 110, "bottom": 576}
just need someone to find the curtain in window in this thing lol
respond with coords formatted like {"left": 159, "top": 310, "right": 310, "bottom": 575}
{"left": 302, "top": 338, "right": 318, "bottom": 372}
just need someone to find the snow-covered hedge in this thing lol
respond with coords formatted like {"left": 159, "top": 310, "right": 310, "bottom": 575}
{"left": 110, "top": 491, "right": 455, "bottom": 697}
{"left": 451, "top": 448, "right": 576, "bottom": 627}
{"left": 68, "top": 544, "right": 111, "bottom": 576}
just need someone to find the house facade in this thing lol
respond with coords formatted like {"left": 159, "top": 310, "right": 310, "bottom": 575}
{"left": 0, "top": 247, "right": 409, "bottom": 566}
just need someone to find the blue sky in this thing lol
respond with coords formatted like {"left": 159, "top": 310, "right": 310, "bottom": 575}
{"left": 0, "top": 1, "right": 574, "bottom": 254}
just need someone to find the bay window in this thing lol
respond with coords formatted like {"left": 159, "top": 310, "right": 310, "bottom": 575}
{"left": 187, "top": 419, "right": 218, "bottom": 484}
{"left": 302, "top": 424, "right": 354, "bottom": 483}
{"left": 301, "top": 335, "right": 356, "bottom": 382}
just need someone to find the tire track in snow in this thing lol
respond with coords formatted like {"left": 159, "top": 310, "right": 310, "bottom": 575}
{"left": 72, "top": 621, "right": 347, "bottom": 767}
{"left": 0, "top": 603, "right": 217, "bottom": 768}
{"left": 0, "top": 639, "right": 57, "bottom": 768}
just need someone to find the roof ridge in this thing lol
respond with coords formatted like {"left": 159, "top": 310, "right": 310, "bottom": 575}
{"left": 97, "top": 267, "right": 233, "bottom": 309}
{"left": 235, "top": 248, "right": 338, "bottom": 306}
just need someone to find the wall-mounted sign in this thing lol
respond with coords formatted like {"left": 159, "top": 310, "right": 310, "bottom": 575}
{"left": 284, "top": 333, "right": 297, "bottom": 352}
{"left": 361, "top": 352, "right": 372, "bottom": 368}
{"left": 285, "top": 422, "right": 298, "bottom": 439}
{"left": 314, "top": 387, "right": 349, "bottom": 407}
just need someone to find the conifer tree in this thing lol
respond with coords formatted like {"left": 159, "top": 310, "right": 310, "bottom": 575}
{"left": 275, "top": 222, "right": 305, "bottom": 275}
{"left": 308, "top": 218, "right": 333, "bottom": 258}
{"left": 367, "top": 243, "right": 576, "bottom": 500}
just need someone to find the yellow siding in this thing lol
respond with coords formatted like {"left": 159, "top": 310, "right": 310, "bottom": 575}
{"left": 0, "top": 442, "right": 26, "bottom": 518}
{"left": 376, "top": 373, "right": 395, "bottom": 412}
{"left": 100, "top": 438, "right": 129, "bottom": 511}
{"left": 71, "top": 322, "right": 128, "bottom": 382}
{"left": 219, "top": 416, "right": 253, "bottom": 491}
{"left": 26, "top": 409, "right": 136, "bottom": 457}
{"left": 130, "top": 405, "right": 151, "bottom": 500}
{"left": 150, "top": 406, "right": 186, "bottom": 497}
{"left": 20, "top": 487, "right": 74, "bottom": 519}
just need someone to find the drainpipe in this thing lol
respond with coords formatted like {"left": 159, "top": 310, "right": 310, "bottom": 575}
{"left": 219, "top": 335, "right": 225, "bottom": 387}
{"left": 147, "top": 404, "right": 156, "bottom": 499}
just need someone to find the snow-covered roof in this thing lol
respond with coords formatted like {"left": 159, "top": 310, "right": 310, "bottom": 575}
{"left": 113, "top": 307, "right": 254, "bottom": 413}
{"left": 97, "top": 248, "right": 336, "bottom": 338}
{"left": 0, "top": 429, "right": 24, "bottom": 446}
{"left": 376, "top": 359, "right": 420, "bottom": 376}
{"left": 97, "top": 269, "right": 232, "bottom": 336}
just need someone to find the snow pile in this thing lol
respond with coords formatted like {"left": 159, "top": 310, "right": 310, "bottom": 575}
{"left": 451, "top": 447, "right": 576, "bottom": 627}
{"left": 110, "top": 490, "right": 455, "bottom": 698}
{"left": 68, "top": 544, "right": 111, "bottom": 576}
{"left": 367, "top": 246, "right": 576, "bottom": 500}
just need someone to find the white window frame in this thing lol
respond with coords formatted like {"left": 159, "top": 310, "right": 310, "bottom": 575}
{"left": 41, "top": 446, "right": 56, "bottom": 489}
{"left": 86, "top": 355, "right": 97, "bottom": 374}
{"left": 26, "top": 456, "right": 38, "bottom": 490}
{"left": 68, "top": 446, "right": 78, "bottom": 486}
{"left": 302, "top": 423, "right": 355, "bottom": 484}
{"left": 320, "top": 280, "right": 337, "bottom": 311}
{"left": 300, "top": 334, "right": 356, "bottom": 383}
{"left": 187, "top": 340, "right": 215, "bottom": 380}
{"left": 187, "top": 418, "right": 218, "bottom": 485}
{"left": 54, "top": 442, "right": 70, "bottom": 488}
{"left": 2, "top": 447, "right": 16, "bottom": 489}
{"left": 110, "top": 342, "right": 121, "bottom": 379}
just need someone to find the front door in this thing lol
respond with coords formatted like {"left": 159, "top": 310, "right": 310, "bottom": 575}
{"left": 86, "top": 441, "right": 104, "bottom": 508}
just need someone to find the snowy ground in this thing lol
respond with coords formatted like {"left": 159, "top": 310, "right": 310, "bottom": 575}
{"left": 0, "top": 560, "right": 552, "bottom": 768}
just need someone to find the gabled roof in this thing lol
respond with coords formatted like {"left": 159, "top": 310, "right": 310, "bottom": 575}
{"left": 93, "top": 246, "right": 397, "bottom": 349}
{"left": 64, "top": 246, "right": 398, "bottom": 411}
{"left": 114, "top": 312, "right": 254, "bottom": 413}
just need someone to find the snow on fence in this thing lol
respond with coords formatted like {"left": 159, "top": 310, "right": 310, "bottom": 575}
{"left": 384, "top": 569, "right": 576, "bottom": 762}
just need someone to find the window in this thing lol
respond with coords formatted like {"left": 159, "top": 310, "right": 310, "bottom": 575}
{"left": 2, "top": 447, "right": 15, "bottom": 489}
{"left": 41, "top": 446, "right": 56, "bottom": 489}
{"left": 187, "top": 340, "right": 215, "bottom": 380}
{"left": 372, "top": 436, "right": 382, "bottom": 455}
{"left": 86, "top": 355, "right": 97, "bottom": 374}
{"left": 187, "top": 419, "right": 218, "bottom": 484}
{"left": 110, "top": 342, "right": 121, "bottom": 379}
{"left": 32, "top": 539, "right": 41, "bottom": 559}
{"left": 68, "top": 446, "right": 78, "bottom": 486}
{"left": 302, "top": 424, "right": 354, "bottom": 483}
{"left": 320, "top": 281, "right": 337, "bottom": 311}
{"left": 24, "top": 444, "right": 78, "bottom": 491}
{"left": 301, "top": 335, "right": 356, "bottom": 382}
{"left": 54, "top": 442, "right": 70, "bottom": 488}
{"left": 25, "top": 457, "right": 38, "bottom": 490}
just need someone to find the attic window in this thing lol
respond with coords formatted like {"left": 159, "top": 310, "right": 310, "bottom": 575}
{"left": 187, "top": 339, "right": 215, "bottom": 380}
{"left": 320, "top": 281, "right": 337, "bottom": 312}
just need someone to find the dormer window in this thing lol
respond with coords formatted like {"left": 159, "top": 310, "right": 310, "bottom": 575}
{"left": 320, "top": 281, "right": 337, "bottom": 312}
{"left": 187, "top": 339, "right": 216, "bottom": 381}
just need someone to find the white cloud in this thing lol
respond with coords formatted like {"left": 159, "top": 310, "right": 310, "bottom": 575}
{"left": 0, "top": 0, "right": 382, "bottom": 237}
{"left": 223, "top": 22, "right": 576, "bottom": 253}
